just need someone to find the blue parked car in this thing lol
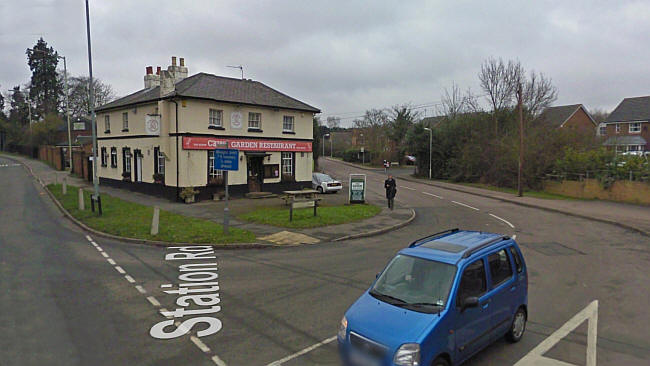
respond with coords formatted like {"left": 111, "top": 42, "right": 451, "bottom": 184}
{"left": 338, "top": 229, "right": 528, "bottom": 366}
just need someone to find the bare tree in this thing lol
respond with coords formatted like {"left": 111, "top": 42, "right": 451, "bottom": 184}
{"left": 479, "top": 57, "right": 523, "bottom": 135}
{"left": 326, "top": 116, "right": 341, "bottom": 129}
{"left": 523, "top": 70, "right": 557, "bottom": 117}
{"left": 66, "top": 75, "right": 116, "bottom": 119}
{"left": 440, "top": 82, "right": 466, "bottom": 118}
{"left": 463, "top": 87, "right": 483, "bottom": 114}
{"left": 590, "top": 108, "right": 609, "bottom": 124}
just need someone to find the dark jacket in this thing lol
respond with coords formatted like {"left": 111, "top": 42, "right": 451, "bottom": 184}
{"left": 384, "top": 178, "right": 397, "bottom": 199}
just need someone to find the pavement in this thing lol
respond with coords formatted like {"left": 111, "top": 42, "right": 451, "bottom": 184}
{"left": 1, "top": 153, "right": 414, "bottom": 245}
{"left": 2, "top": 154, "right": 649, "bottom": 366}
{"left": 326, "top": 157, "right": 650, "bottom": 236}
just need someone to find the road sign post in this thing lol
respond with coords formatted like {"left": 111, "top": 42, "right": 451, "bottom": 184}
{"left": 213, "top": 149, "right": 239, "bottom": 235}
{"left": 349, "top": 174, "right": 366, "bottom": 204}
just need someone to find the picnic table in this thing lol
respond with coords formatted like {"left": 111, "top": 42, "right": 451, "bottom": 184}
{"left": 281, "top": 189, "right": 319, "bottom": 205}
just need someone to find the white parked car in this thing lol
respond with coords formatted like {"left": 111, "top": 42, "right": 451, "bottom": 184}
{"left": 312, "top": 173, "right": 342, "bottom": 193}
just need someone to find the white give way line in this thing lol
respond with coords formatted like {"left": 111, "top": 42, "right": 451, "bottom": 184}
{"left": 488, "top": 213, "right": 515, "bottom": 229}
{"left": 423, "top": 192, "right": 443, "bottom": 199}
{"left": 266, "top": 336, "right": 337, "bottom": 366}
{"left": 400, "top": 185, "right": 416, "bottom": 191}
{"left": 82, "top": 234, "right": 226, "bottom": 366}
{"left": 451, "top": 200, "right": 480, "bottom": 211}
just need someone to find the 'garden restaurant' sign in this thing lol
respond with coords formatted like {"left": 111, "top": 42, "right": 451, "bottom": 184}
{"left": 182, "top": 137, "right": 312, "bottom": 152}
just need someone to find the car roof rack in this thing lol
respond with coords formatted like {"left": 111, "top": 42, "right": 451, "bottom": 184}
{"left": 461, "top": 236, "right": 510, "bottom": 259}
{"left": 409, "top": 228, "right": 459, "bottom": 248}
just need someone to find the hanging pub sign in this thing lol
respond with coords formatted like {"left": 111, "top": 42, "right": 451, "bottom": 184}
{"left": 145, "top": 114, "right": 161, "bottom": 136}
{"left": 182, "top": 136, "right": 312, "bottom": 152}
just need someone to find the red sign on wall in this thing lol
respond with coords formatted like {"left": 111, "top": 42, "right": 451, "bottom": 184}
{"left": 182, "top": 136, "right": 312, "bottom": 152}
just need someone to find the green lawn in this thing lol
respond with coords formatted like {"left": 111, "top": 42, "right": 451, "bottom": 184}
{"left": 47, "top": 184, "right": 255, "bottom": 244}
{"left": 238, "top": 203, "right": 382, "bottom": 228}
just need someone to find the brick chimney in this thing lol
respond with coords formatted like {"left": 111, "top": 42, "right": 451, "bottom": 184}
{"left": 166, "top": 56, "right": 188, "bottom": 84}
{"left": 144, "top": 65, "right": 160, "bottom": 89}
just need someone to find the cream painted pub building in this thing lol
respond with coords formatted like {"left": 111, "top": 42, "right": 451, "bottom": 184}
{"left": 95, "top": 57, "right": 320, "bottom": 200}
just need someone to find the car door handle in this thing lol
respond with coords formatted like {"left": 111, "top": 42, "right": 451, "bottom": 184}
{"left": 482, "top": 303, "right": 489, "bottom": 309}
{"left": 510, "top": 286, "right": 517, "bottom": 292}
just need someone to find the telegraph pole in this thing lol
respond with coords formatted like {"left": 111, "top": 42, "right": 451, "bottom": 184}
{"left": 517, "top": 82, "right": 524, "bottom": 197}
{"left": 85, "top": 0, "right": 101, "bottom": 214}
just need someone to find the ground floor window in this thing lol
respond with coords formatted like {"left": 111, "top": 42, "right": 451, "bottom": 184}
{"left": 281, "top": 152, "right": 294, "bottom": 180}
{"left": 123, "top": 148, "right": 132, "bottom": 176}
{"left": 110, "top": 147, "right": 117, "bottom": 167}
{"left": 207, "top": 150, "right": 224, "bottom": 185}
{"left": 100, "top": 147, "right": 107, "bottom": 167}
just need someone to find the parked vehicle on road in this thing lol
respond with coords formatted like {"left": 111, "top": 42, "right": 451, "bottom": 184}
{"left": 312, "top": 172, "right": 342, "bottom": 193}
{"left": 338, "top": 228, "right": 528, "bottom": 366}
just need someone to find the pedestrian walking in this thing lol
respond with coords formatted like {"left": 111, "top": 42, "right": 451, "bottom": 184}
{"left": 384, "top": 174, "right": 397, "bottom": 210}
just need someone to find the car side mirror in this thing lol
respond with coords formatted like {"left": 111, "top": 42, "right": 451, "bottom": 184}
{"left": 462, "top": 296, "right": 479, "bottom": 311}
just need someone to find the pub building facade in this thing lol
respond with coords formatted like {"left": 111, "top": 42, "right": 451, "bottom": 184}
{"left": 95, "top": 57, "right": 320, "bottom": 201}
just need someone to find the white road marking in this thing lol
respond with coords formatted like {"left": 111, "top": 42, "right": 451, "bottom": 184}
{"left": 422, "top": 192, "right": 443, "bottom": 199}
{"left": 489, "top": 213, "right": 515, "bottom": 228}
{"left": 85, "top": 235, "right": 92, "bottom": 241}
{"left": 95, "top": 246, "right": 103, "bottom": 252}
{"left": 100, "top": 252, "right": 109, "bottom": 258}
{"left": 191, "top": 336, "right": 212, "bottom": 353}
{"left": 211, "top": 355, "right": 228, "bottom": 366}
{"left": 114, "top": 266, "right": 126, "bottom": 274}
{"left": 147, "top": 296, "right": 161, "bottom": 307}
{"left": 451, "top": 200, "right": 479, "bottom": 211}
{"left": 266, "top": 336, "right": 338, "bottom": 366}
{"left": 512, "top": 235, "right": 517, "bottom": 240}
{"left": 124, "top": 275, "right": 136, "bottom": 283}
{"left": 90, "top": 241, "right": 98, "bottom": 246}
{"left": 400, "top": 186, "right": 416, "bottom": 191}
{"left": 515, "top": 300, "right": 598, "bottom": 366}
{"left": 135, "top": 285, "right": 147, "bottom": 294}
{"left": 160, "top": 283, "right": 172, "bottom": 288}
{"left": 107, "top": 258, "right": 116, "bottom": 265}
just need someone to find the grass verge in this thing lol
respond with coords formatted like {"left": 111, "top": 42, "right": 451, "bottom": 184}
{"left": 47, "top": 184, "right": 255, "bottom": 244}
{"left": 238, "top": 203, "right": 382, "bottom": 228}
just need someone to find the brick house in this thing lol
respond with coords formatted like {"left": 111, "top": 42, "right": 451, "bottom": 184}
{"left": 538, "top": 104, "right": 596, "bottom": 133}
{"left": 601, "top": 96, "right": 650, "bottom": 153}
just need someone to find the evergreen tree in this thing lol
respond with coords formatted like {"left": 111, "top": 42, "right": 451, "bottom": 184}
{"left": 26, "top": 38, "right": 61, "bottom": 119}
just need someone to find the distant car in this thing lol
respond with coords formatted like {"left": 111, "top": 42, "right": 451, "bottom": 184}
{"left": 312, "top": 172, "right": 342, "bottom": 193}
{"left": 338, "top": 228, "right": 528, "bottom": 366}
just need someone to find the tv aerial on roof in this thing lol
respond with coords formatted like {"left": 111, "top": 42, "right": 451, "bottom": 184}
{"left": 227, "top": 65, "right": 244, "bottom": 80}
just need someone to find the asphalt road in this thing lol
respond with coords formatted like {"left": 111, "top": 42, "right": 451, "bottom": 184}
{"left": 1, "top": 155, "right": 648, "bottom": 365}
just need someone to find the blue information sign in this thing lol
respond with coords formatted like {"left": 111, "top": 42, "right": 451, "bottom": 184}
{"left": 213, "top": 149, "right": 239, "bottom": 171}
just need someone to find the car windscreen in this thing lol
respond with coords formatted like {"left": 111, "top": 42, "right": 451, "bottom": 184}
{"left": 370, "top": 254, "right": 456, "bottom": 313}
{"left": 314, "top": 173, "right": 334, "bottom": 182}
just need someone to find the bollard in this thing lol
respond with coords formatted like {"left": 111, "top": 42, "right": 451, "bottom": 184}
{"left": 62, "top": 177, "right": 67, "bottom": 195}
{"left": 78, "top": 188, "right": 85, "bottom": 211}
{"left": 151, "top": 206, "right": 160, "bottom": 236}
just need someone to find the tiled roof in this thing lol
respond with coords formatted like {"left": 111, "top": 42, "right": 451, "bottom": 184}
{"left": 538, "top": 104, "right": 587, "bottom": 127}
{"left": 605, "top": 96, "right": 650, "bottom": 123}
{"left": 96, "top": 73, "right": 320, "bottom": 113}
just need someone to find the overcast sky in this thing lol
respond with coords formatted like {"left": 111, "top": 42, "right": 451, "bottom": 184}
{"left": 1, "top": 0, "right": 649, "bottom": 125}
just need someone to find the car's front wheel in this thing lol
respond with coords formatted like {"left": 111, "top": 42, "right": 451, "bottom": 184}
{"left": 506, "top": 307, "right": 527, "bottom": 342}
{"left": 317, "top": 186, "right": 323, "bottom": 194}
{"left": 432, "top": 356, "right": 449, "bottom": 366}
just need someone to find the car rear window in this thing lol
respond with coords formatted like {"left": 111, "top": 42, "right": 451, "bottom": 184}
{"left": 508, "top": 246, "right": 523, "bottom": 273}
{"left": 488, "top": 249, "right": 513, "bottom": 287}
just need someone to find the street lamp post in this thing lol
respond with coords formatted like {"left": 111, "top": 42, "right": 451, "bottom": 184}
{"left": 85, "top": 0, "right": 101, "bottom": 214}
{"left": 330, "top": 135, "right": 333, "bottom": 158}
{"left": 322, "top": 133, "right": 330, "bottom": 158}
{"left": 424, "top": 127, "right": 432, "bottom": 180}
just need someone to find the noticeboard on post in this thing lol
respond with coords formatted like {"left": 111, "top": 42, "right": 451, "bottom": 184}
{"left": 349, "top": 174, "right": 366, "bottom": 204}
{"left": 213, "top": 149, "right": 239, "bottom": 171}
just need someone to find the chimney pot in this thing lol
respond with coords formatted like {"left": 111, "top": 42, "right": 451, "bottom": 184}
{"left": 146, "top": 66, "right": 153, "bottom": 75}
{"left": 180, "top": 57, "right": 185, "bottom": 67}
{"left": 156, "top": 66, "right": 161, "bottom": 75}
{"left": 171, "top": 56, "right": 177, "bottom": 66}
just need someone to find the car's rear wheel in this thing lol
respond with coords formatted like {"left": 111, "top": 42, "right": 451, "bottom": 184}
{"left": 432, "top": 356, "right": 449, "bottom": 366}
{"left": 506, "top": 307, "right": 527, "bottom": 342}
{"left": 317, "top": 186, "right": 323, "bottom": 193}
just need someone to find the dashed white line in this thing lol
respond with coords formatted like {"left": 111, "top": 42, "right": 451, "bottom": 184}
{"left": 266, "top": 336, "right": 338, "bottom": 366}
{"left": 211, "top": 355, "right": 228, "bottom": 366}
{"left": 451, "top": 200, "right": 479, "bottom": 211}
{"left": 135, "top": 285, "right": 147, "bottom": 294}
{"left": 160, "top": 283, "right": 172, "bottom": 288}
{"left": 400, "top": 186, "right": 416, "bottom": 191}
{"left": 146, "top": 296, "right": 161, "bottom": 307}
{"left": 101, "top": 252, "right": 109, "bottom": 258}
{"left": 124, "top": 275, "right": 136, "bottom": 283}
{"left": 423, "top": 192, "right": 443, "bottom": 199}
{"left": 90, "top": 241, "right": 98, "bottom": 246}
{"left": 513, "top": 235, "right": 517, "bottom": 240}
{"left": 489, "top": 213, "right": 515, "bottom": 229}
{"left": 159, "top": 308, "right": 173, "bottom": 318}
{"left": 191, "top": 336, "right": 212, "bottom": 353}
{"left": 107, "top": 258, "right": 116, "bottom": 265}
{"left": 85, "top": 235, "right": 92, "bottom": 241}
{"left": 114, "top": 266, "right": 126, "bottom": 274}
{"left": 95, "top": 246, "right": 103, "bottom": 252}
